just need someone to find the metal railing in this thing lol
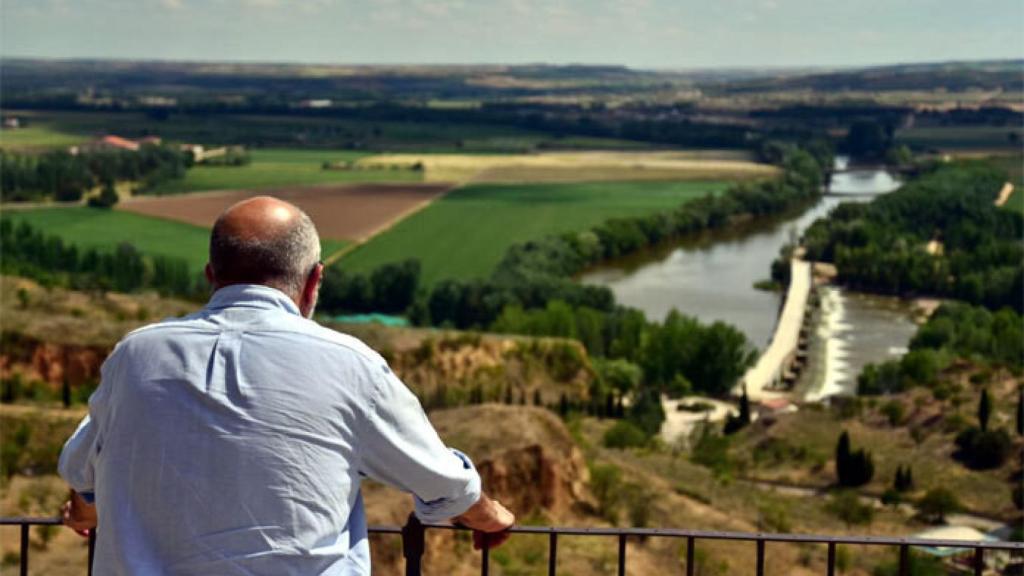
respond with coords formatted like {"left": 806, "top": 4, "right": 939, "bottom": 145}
{"left": 3, "top": 514, "right": 1022, "bottom": 575}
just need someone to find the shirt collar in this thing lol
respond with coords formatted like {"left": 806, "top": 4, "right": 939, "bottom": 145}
{"left": 206, "top": 284, "right": 301, "bottom": 316}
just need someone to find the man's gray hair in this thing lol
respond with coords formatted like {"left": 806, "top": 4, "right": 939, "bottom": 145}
{"left": 209, "top": 207, "right": 320, "bottom": 296}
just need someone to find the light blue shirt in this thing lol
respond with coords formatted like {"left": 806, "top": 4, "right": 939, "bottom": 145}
{"left": 59, "top": 284, "right": 481, "bottom": 575}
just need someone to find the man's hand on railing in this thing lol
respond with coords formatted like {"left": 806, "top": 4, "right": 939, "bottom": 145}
{"left": 61, "top": 490, "right": 97, "bottom": 538}
{"left": 452, "top": 492, "right": 515, "bottom": 550}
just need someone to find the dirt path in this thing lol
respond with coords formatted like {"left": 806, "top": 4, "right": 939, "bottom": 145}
{"left": 742, "top": 477, "right": 1009, "bottom": 533}
{"left": 994, "top": 181, "right": 1014, "bottom": 207}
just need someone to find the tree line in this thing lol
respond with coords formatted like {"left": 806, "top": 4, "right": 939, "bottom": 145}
{"left": 857, "top": 302, "right": 1023, "bottom": 396}
{"left": 1, "top": 144, "right": 190, "bottom": 203}
{"left": 1, "top": 219, "right": 200, "bottom": 296}
{"left": 799, "top": 160, "right": 1023, "bottom": 312}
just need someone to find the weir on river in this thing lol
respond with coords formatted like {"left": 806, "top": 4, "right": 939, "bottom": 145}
{"left": 738, "top": 259, "right": 812, "bottom": 401}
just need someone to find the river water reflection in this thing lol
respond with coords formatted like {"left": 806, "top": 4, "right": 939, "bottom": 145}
{"left": 580, "top": 157, "right": 916, "bottom": 398}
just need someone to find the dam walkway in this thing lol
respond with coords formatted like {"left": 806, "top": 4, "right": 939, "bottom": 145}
{"left": 739, "top": 258, "right": 812, "bottom": 402}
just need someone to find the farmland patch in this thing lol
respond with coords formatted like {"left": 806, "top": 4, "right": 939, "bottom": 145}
{"left": 340, "top": 180, "right": 729, "bottom": 285}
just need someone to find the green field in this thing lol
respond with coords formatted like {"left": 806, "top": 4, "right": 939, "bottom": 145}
{"left": 146, "top": 148, "right": 420, "bottom": 194}
{"left": 0, "top": 124, "right": 87, "bottom": 151}
{"left": 3, "top": 207, "right": 349, "bottom": 272}
{"left": 340, "top": 180, "right": 727, "bottom": 285}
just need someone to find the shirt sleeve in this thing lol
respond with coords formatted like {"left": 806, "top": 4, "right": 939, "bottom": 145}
{"left": 58, "top": 350, "right": 116, "bottom": 501}
{"left": 359, "top": 364, "right": 481, "bottom": 523}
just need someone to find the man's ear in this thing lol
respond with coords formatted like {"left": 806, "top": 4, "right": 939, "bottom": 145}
{"left": 300, "top": 262, "right": 324, "bottom": 316}
{"left": 204, "top": 263, "right": 215, "bottom": 287}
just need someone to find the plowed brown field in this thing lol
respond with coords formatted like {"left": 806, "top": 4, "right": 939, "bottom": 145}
{"left": 119, "top": 183, "right": 452, "bottom": 241}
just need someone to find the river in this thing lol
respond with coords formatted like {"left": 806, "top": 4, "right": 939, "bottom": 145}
{"left": 580, "top": 157, "right": 917, "bottom": 399}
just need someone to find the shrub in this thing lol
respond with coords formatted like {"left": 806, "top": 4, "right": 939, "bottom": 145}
{"left": 590, "top": 463, "right": 623, "bottom": 524}
{"left": 691, "top": 429, "right": 734, "bottom": 478}
{"left": 880, "top": 400, "right": 905, "bottom": 426}
{"left": 603, "top": 421, "right": 648, "bottom": 449}
{"left": 953, "top": 427, "right": 1011, "bottom": 469}
{"left": 917, "top": 487, "right": 960, "bottom": 523}
{"left": 826, "top": 490, "right": 874, "bottom": 526}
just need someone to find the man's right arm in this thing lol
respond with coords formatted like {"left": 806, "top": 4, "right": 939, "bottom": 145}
{"left": 358, "top": 363, "right": 514, "bottom": 541}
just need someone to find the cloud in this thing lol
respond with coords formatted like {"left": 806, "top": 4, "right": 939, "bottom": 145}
{"left": 159, "top": 0, "right": 184, "bottom": 9}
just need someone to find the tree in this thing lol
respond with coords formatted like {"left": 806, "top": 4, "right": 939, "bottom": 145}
{"left": 836, "top": 431, "right": 851, "bottom": 483}
{"left": 1016, "top": 387, "right": 1023, "bottom": 437}
{"left": 954, "top": 427, "right": 1011, "bottom": 469}
{"left": 917, "top": 487, "right": 960, "bottom": 524}
{"left": 978, "top": 388, "right": 992, "bottom": 432}
{"left": 843, "top": 120, "right": 890, "bottom": 159}
{"left": 894, "top": 465, "right": 914, "bottom": 492}
{"left": 836, "top": 431, "right": 874, "bottom": 487}
{"left": 628, "top": 387, "right": 665, "bottom": 438}
{"left": 723, "top": 385, "right": 751, "bottom": 435}
{"left": 87, "top": 181, "right": 119, "bottom": 208}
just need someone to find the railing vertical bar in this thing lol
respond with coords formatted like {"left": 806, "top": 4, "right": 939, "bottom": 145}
{"left": 401, "top": 514, "right": 424, "bottom": 576}
{"left": 756, "top": 539, "right": 765, "bottom": 576}
{"left": 826, "top": 542, "right": 836, "bottom": 576}
{"left": 548, "top": 532, "right": 557, "bottom": 576}
{"left": 481, "top": 533, "right": 490, "bottom": 576}
{"left": 898, "top": 544, "right": 909, "bottom": 576}
{"left": 617, "top": 534, "right": 626, "bottom": 576}
{"left": 19, "top": 523, "right": 29, "bottom": 576}
{"left": 973, "top": 547, "right": 983, "bottom": 576}
{"left": 88, "top": 529, "right": 97, "bottom": 576}
{"left": 686, "top": 536, "right": 695, "bottom": 576}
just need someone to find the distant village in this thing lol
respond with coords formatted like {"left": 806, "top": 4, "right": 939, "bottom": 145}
{"left": 2, "top": 115, "right": 239, "bottom": 164}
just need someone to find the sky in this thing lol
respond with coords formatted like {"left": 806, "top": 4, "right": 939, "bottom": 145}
{"left": 2, "top": 0, "right": 1022, "bottom": 70}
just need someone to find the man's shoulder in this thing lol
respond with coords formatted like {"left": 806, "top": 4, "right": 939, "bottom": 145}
{"left": 117, "top": 313, "right": 387, "bottom": 367}
{"left": 291, "top": 320, "right": 387, "bottom": 365}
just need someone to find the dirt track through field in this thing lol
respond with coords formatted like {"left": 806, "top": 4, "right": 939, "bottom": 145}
{"left": 119, "top": 183, "right": 453, "bottom": 241}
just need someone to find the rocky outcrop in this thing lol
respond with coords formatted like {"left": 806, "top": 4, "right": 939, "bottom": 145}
{"left": 429, "top": 405, "right": 591, "bottom": 519}
{"left": 1, "top": 332, "right": 109, "bottom": 386}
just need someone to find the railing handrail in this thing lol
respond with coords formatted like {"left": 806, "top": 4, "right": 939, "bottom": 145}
{"left": 4, "top": 515, "right": 1021, "bottom": 550}
{"left": 3, "top": 515, "right": 1021, "bottom": 576}
{"left": 404, "top": 522, "right": 1024, "bottom": 550}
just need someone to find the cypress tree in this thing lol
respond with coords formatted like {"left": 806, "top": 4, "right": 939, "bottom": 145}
{"left": 1016, "top": 387, "right": 1023, "bottom": 437}
{"left": 738, "top": 385, "right": 751, "bottom": 425}
{"left": 836, "top": 431, "right": 851, "bottom": 484}
{"left": 978, "top": 388, "right": 992, "bottom": 432}
{"left": 533, "top": 389, "right": 542, "bottom": 407}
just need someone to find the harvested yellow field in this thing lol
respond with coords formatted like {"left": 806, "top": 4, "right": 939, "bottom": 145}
{"left": 356, "top": 150, "right": 777, "bottom": 183}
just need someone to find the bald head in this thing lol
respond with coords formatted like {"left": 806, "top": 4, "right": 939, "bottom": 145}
{"left": 209, "top": 196, "right": 320, "bottom": 298}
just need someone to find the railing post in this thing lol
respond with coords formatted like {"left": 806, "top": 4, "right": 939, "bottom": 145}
{"left": 898, "top": 545, "right": 909, "bottom": 576}
{"left": 19, "top": 523, "right": 29, "bottom": 576}
{"left": 548, "top": 532, "right": 557, "bottom": 576}
{"left": 973, "top": 547, "right": 983, "bottom": 576}
{"left": 402, "top": 513, "right": 425, "bottom": 576}
{"left": 755, "top": 538, "right": 765, "bottom": 576}
{"left": 617, "top": 534, "right": 626, "bottom": 576}
{"left": 88, "top": 529, "right": 97, "bottom": 576}
{"left": 826, "top": 542, "right": 835, "bottom": 576}
{"left": 481, "top": 532, "right": 490, "bottom": 576}
{"left": 686, "top": 536, "right": 695, "bottom": 576}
